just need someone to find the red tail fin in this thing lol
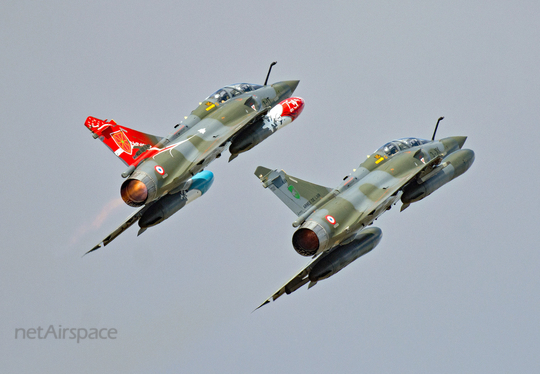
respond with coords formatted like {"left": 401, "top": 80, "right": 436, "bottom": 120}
{"left": 85, "top": 117, "right": 163, "bottom": 166}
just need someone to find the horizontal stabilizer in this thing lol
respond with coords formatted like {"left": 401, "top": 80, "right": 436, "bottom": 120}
{"left": 255, "top": 166, "right": 331, "bottom": 216}
{"left": 85, "top": 117, "right": 163, "bottom": 166}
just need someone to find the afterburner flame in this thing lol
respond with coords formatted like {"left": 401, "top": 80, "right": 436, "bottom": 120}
{"left": 121, "top": 179, "right": 148, "bottom": 206}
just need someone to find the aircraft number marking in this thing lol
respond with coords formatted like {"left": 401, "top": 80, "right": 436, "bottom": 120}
{"left": 302, "top": 193, "right": 322, "bottom": 209}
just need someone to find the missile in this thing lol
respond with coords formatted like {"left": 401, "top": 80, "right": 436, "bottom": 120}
{"left": 402, "top": 149, "right": 475, "bottom": 206}
{"left": 229, "top": 97, "right": 304, "bottom": 161}
{"left": 307, "top": 227, "right": 382, "bottom": 285}
{"left": 138, "top": 170, "right": 214, "bottom": 230}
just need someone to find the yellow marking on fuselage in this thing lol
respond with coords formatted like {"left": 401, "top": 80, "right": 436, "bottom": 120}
{"left": 375, "top": 157, "right": 385, "bottom": 164}
{"left": 206, "top": 104, "right": 216, "bottom": 111}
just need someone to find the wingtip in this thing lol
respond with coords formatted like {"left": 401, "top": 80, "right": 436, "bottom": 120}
{"left": 83, "top": 244, "right": 102, "bottom": 257}
{"left": 253, "top": 299, "right": 271, "bottom": 312}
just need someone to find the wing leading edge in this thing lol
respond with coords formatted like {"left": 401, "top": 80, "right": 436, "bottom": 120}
{"left": 83, "top": 205, "right": 150, "bottom": 256}
{"left": 255, "top": 258, "right": 319, "bottom": 311}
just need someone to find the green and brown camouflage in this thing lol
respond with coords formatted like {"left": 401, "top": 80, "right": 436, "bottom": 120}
{"left": 254, "top": 134, "right": 474, "bottom": 308}
{"left": 125, "top": 81, "right": 301, "bottom": 205}
{"left": 85, "top": 79, "right": 303, "bottom": 254}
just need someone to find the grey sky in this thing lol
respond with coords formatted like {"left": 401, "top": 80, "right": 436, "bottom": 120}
{"left": 2, "top": 1, "right": 539, "bottom": 372}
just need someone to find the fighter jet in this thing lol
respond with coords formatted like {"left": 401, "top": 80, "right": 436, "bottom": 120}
{"left": 84, "top": 63, "right": 304, "bottom": 254}
{"left": 254, "top": 119, "right": 474, "bottom": 309}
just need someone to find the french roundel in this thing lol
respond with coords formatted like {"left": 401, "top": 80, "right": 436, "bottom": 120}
{"left": 155, "top": 165, "right": 165, "bottom": 175}
{"left": 326, "top": 215, "right": 336, "bottom": 225}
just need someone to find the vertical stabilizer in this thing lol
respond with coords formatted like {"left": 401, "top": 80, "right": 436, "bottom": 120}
{"left": 85, "top": 116, "right": 163, "bottom": 166}
{"left": 255, "top": 166, "right": 331, "bottom": 216}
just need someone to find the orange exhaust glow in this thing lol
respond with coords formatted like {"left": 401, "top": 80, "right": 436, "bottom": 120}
{"left": 121, "top": 179, "right": 148, "bottom": 206}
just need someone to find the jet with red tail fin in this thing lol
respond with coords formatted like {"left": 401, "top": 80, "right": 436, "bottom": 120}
{"left": 84, "top": 63, "right": 304, "bottom": 255}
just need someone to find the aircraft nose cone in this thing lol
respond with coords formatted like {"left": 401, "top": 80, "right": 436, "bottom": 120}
{"left": 452, "top": 136, "right": 467, "bottom": 149}
{"left": 283, "top": 80, "right": 300, "bottom": 94}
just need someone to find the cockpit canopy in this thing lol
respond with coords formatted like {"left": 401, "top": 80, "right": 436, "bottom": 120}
{"left": 376, "top": 138, "right": 430, "bottom": 156}
{"left": 206, "top": 83, "right": 263, "bottom": 104}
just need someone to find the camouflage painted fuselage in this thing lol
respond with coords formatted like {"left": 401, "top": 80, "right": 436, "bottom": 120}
{"left": 254, "top": 135, "right": 474, "bottom": 308}
{"left": 257, "top": 136, "right": 474, "bottom": 257}
{"left": 121, "top": 81, "right": 299, "bottom": 206}
{"left": 84, "top": 80, "right": 300, "bottom": 253}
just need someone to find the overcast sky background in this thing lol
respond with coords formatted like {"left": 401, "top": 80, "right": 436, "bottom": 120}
{"left": 2, "top": 1, "right": 539, "bottom": 373}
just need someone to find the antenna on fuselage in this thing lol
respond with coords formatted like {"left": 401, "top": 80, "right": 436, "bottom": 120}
{"left": 264, "top": 61, "right": 277, "bottom": 85}
{"left": 431, "top": 117, "right": 444, "bottom": 141}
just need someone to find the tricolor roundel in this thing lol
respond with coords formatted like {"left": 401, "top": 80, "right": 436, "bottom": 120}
{"left": 155, "top": 165, "right": 165, "bottom": 175}
{"left": 326, "top": 215, "right": 336, "bottom": 225}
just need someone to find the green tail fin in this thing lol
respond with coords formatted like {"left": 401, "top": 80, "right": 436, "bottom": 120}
{"left": 255, "top": 166, "right": 331, "bottom": 216}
